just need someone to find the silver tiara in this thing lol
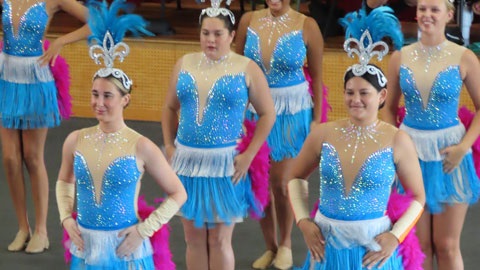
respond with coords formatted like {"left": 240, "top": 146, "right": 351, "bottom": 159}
{"left": 89, "top": 31, "right": 133, "bottom": 91}
{"left": 344, "top": 30, "right": 388, "bottom": 87}
{"left": 199, "top": 0, "right": 235, "bottom": 25}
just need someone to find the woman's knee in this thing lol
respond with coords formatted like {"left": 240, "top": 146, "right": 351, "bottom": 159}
{"left": 207, "top": 232, "right": 231, "bottom": 250}
{"left": 22, "top": 152, "right": 43, "bottom": 171}
{"left": 184, "top": 229, "right": 207, "bottom": 248}
{"left": 433, "top": 236, "right": 461, "bottom": 257}
{"left": 2, "top": 153, "right": 22, "bottom": 171}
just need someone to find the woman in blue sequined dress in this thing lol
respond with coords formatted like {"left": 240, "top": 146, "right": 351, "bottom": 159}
{"left": 287, "top": 64, "right": 425, "bottom": 270}
{"left": 384, "top": 0, "right": 480, "bottom": 269}
{"left": 235, "top": 0, "right": 324, "bottom": 268}
{"left": 0, "top": 0, "right": 90, "bottom": 253}
{"left": 162, "top": 9, "right": 275, "bottom": 270}
{"left": 56, "top": 73, "right": 187, "bottom": 269}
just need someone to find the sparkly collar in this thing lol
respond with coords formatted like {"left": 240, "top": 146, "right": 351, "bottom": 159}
{"left": 417, "top": 40, "right": 448, "bottom": 56}
{"left": 96, "top": 125, "right": 126, "bottom": 139}
{"left": 267, "top": 7, "right": 291, "bottom": 21}
{"left": 201, "top": 52, "right": 231, "bottom": 66}
{"left": 336, "top": 119, "right": 382, "bottom": 164}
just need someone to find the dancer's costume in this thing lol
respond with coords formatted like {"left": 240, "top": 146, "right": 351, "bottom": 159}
{"left": 300, "top": 131, "right": 404, "bottom": 270}
{"left": 0, "top": 0, "right": 60, "bottom": 129}
{"left": 172, "top": 52, "right": 263, "bottom": 228}
{"left": 244, "top": 8, "right": 313, "bottom": 161}
{"left": 69, "top": 126, "right": 155, "bottom": 269}
{"left": 399, "top": 41, "right": 480, "bottom": 213}
{"left": 291, "top": 7, "right": 423, "bottom": 270}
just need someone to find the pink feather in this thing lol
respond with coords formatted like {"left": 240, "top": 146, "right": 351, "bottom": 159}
{"left": 458, "top": 106, "right": 480, "bottom": 179}
{"left": 303, "top": 66, "right": 331, "bottom": 123}
{"left": 236, "top": 119, "right": 271, "bottom": 219}
{"left": 61, "top": 212, "right": 77, "bottom": 263}
{"left": 396, "top": 107, "right": 406, "bottom": 127}
{"left": 42, "top": 40, "right": 73, "bottom": 119}
{"left": 137, "top": 196, "right": 176, "bottom": 270}
{"left": 62, "top": 197, "right": 175, "bottom": 269}
{"left": 387, "top": 189, "right": 425, "bottom": 270}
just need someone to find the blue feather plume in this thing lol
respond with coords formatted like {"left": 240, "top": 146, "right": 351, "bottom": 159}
{"left": 339, "top": 6, "right": 404, "bottom": 50}
{"left": 87, "top": 0, "right": 153, "bottom": 46}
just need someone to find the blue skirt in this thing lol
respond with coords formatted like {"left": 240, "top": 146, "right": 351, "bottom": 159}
{"left": 420, "top": 155, "right": 480, "bottom": 213}
{"left": 247, "top": 108, "right": 311, "bottom": 162}
{"left": 0, "top": 53, "right": 60, "bottom": 129}
{"left": 297, "top": 248, "right": 403, "bottom": 270}
{"left": 400, "top": 123, "right": 480, "bottom": 213}
{"left": 179, "top": 174, "right": 261, "bottom": 228}
{"left": 246, "top": 81, "right": 313, "bottom": 162}
{"left": 171, "top": 141, "right": 262, "bottom": 228}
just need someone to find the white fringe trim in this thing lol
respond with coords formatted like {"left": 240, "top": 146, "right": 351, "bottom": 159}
{"left": 248, "top": 81, "right": 312, "bottom": 115}
{"left": 400, "top": 123, "right": 470, "bottom": 161}
{"left": 0, "top": 52, "right": 54, "bottom": 83}
{"left": 314, "top": 211, "right": 391, "bottom": 251}
{"left": 171, "top": 140, "right": 237, "bottom": 178}
{"left": 70, "top": 224, "right": 153, "bottom": 265}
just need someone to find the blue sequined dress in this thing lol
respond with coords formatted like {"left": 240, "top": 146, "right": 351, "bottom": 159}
{"left": 243, "top": 8, "right": 312, "bottom": 161}
{"left": 171, "top": 52, "right": 262, "bottom": 228}
{"left": 300, "top": 122, "right": 404, "bottom": 269}
{"left": 69, "top": 126, "right": 154, "bottom": 270}
{"left": 0, "top": 0, "right": 60, "bottom": 129}
{"left": 399, "top": 41, "right": 479, "bottom": 213}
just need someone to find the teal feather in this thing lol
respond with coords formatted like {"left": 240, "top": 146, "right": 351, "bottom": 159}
{"left": 339, "top": 6, "right": 404, "bottom": 50}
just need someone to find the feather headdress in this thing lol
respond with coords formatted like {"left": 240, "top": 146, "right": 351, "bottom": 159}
{"left": 87, "top": 0, "right": 153, "bottom": 92}
{"left": 339, "top": 6, "right": 403, "bottom": 87}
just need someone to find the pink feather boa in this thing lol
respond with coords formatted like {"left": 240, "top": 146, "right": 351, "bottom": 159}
{"left": 303, "top": 65, "right": 331, "bottom": 123}
{"left": 397, "top": 106, "right": 480, "bottom": 178}
{"left": 309, "top": 190, "right": 425, "bottom": 270}
{"left": 386, "top": 189, "right": 425, "bottom": 270}
{"left": 236, "top": 119, "right": 271, "bottom": 220}
{"left": 43, "top": 40, "right": 73, "bottom": 119}
{"left": 62, "top": 196, "right": 175, "bottom": 269}
{"left": 458, "top": 106, "right": 480, "bottom": 179}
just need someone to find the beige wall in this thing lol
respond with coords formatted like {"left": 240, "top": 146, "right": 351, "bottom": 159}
{"left": 56, "top": 37, "right": 477, "bottom": 122}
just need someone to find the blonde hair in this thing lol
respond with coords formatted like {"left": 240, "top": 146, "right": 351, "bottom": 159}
{"left": 444, "top": 0, "right": 455, "bottom": 12}
{"left": 94, "top": 75, "right": 131, "bottom": 95}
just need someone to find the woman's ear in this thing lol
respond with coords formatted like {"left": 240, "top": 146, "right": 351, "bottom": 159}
{"left": 123, "top": 93, "right": 131, "bottom": 108}
{"left": 379, "top": 88, "right": 387, "bottom": 103}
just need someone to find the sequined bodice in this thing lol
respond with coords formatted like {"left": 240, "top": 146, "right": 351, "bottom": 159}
{"left": 318, "top": 143, "right": 395, "bottom": 220}
{"left": 400, "top": 65, "right": 462, "bottom": 130}
{"left": 244, "top": 28, "right": 306, "bottom": 87}
{"left": 176, "top": 53, "right": 249, "bottom": 147}
{"left": 74, "top": 126, "right": 142, "bottom": 230}
{"left": 2, "top": 0, "right": 48, "bottom": 56}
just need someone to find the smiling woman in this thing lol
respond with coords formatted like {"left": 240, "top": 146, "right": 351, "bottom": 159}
{"left": 383, "top": 0, "right": 480, "bottom": 269}
{"left": 286, "top": 6, "right": 426, "bottom": 270}
{"left": 55, "top": 1, "right": 186, "bottom": 269}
